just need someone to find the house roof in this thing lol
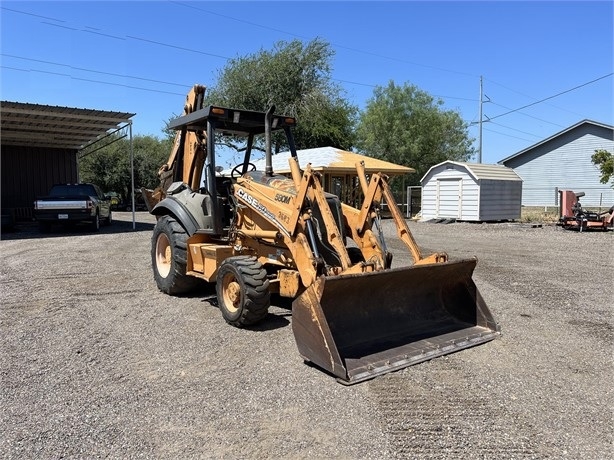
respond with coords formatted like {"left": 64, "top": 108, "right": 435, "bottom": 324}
{"left": 247, "top": 146, "right": 415, "bottom": 176}
{"left": 1, "top": 100, "right": 135, "bottom": 150}
{"left": 421, "top": 160, "right": 522, "bottom": 183}
{"left": 498, "top": 119, "right": 614, "bottom": 165}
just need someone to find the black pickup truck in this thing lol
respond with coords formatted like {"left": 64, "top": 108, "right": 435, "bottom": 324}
{"left": 34, "top": 183, "right": 112, "bottom": 232}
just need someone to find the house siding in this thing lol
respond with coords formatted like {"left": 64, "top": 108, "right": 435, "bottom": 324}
{"left": 501, "top": 122, "right": 614, "bottom": 207}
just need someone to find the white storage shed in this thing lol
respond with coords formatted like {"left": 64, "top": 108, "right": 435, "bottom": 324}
{"left": 420, "top": 161, "right": 522, "bottom": 222}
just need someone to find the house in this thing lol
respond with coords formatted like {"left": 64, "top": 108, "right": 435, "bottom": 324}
{"left": 498, "top": 120, "right": 614, "bottom": 207}
{"left": 420, "top": 161, "right": 522, "bottom": 222}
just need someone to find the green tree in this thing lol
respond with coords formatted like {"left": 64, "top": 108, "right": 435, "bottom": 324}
{"left": 79, "top": 134, "right": 171, "bottom": 201}
{"left": 356, "top": 81, "right": 475, "bottom": 186}
{"left": 591, "top": 149, "right": 614, "bottom": 186}
{"left": 207, "top": 38, "right": 357, "bottom": 155}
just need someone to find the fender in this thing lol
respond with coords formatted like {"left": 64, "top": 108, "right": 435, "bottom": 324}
{"left": 151, "top": 197, "right": 199, "bottom": 236}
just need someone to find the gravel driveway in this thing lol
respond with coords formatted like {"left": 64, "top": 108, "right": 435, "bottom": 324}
{"left": 1, "top": 212, "right": 612, "bottom": 459}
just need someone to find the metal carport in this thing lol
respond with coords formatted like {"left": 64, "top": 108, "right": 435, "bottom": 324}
{"left": 1, "top": 101, "right": 136, "bottom": 228}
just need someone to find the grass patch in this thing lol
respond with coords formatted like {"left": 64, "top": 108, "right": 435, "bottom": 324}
{"left": 520, "top": 207, "right": 559, "bottom": 223}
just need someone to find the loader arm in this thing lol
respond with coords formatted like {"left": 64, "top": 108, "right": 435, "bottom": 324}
{"left": 353, "top": 161, "right": 447, "bottom": 266}
{"left": 237, "top": 160, "right": 353, "bottom": 280}
{"left": 288, "top": 162, "right": 352, "bottom": 272}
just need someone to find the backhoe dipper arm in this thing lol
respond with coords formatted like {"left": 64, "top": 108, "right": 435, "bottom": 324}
{"left": 143, "top": 84, "right": 207, "bottom": 211}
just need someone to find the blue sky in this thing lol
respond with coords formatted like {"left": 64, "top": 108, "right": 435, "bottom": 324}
{"left": 1, "top": 1, "right": 612, "bottom": 167}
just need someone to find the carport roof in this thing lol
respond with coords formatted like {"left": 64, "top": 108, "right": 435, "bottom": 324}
{"left": 1, "top": 100, "right": 135, "bottom": 150}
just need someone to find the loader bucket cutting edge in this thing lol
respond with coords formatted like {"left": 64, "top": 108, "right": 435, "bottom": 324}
{"left": 291, "top": 258, "right": 500, "bottom": 385}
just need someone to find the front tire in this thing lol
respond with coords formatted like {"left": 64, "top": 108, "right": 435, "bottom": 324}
{"left": 151, "top": 215, "right": 200, "bottom": 295}
{"left": 216, "top": 256, "right": 270, "bottom": 327}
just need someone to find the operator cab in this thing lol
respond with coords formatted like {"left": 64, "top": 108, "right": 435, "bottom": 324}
{"left": 164, "top": 105, "right": 298, "bottom": 238}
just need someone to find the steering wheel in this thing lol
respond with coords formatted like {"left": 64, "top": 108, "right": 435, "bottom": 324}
{"left": 231, "top": 162, "right": 256, "bottom": 179}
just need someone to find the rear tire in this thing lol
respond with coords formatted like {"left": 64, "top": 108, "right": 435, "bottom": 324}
{"left": 216, "top": 256, "right": 270, "bottom": 327}
{"left": 152, "top": 215, "right": 200, "bottom": 295}
{"left": 91, "top": 212, "right": 100, "bottom": 232}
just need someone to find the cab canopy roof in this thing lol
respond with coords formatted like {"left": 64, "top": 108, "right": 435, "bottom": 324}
{"left": 168, "top": 105, "right": 295, "bottom": 136}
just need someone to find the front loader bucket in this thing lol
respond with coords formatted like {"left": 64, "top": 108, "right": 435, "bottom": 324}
{"left": 292, "top": 258, "right": 500, "bottom": 385}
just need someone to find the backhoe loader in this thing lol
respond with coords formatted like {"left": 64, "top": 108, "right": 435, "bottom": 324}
{"left": 143, "top": 85, "right": 500, "bottom": 384}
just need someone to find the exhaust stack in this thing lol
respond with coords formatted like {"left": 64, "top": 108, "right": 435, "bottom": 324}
{"left": 265, "top": 105, "right": 275, "bottom": 177}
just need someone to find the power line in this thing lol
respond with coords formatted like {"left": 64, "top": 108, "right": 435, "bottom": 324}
{"left": 0, "top": 65, "right": 187, "bottom": 96}
{"left": 4, "top": 3, "right": 584, "bottom": 114}
{"left": 1, "top": 4, "right": 609, "bottom": 123}
{"left": 3, "top": 3, "right": 479, "bottom": 91}
{"left": 488, "top": 73, "right": 613, "bottom": 121}
{"left": 483, "top": 127, "right": 534, "bottom": 143}
{"left": 169, "top": 1, "right": 478, "bottom": 78}
{"left": 1, "top": 53, "right": 192, "bottom": 88}
{"left": 125, "top": 35, "right": 231, "bottom": 60}
{"left": 487, "top": 101, "right": 566, "bottom": 128}
{"left": 0, "top": 6, "right": 65, "bottom": 22}
{"left": 330, "top": 76, "right": 477, "bottom": 102}
{"left": 484, "top": 76, "right": 590, "bottom": 118}
{"left": 488, "top": 121, "right": 542, "bottom": 139}
{"left": 3, "top": 51, "right": 478, "bottom": 104}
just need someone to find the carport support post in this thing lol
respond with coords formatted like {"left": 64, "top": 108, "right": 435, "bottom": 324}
{"left": 129, "top": 122, "right": 135, "bottom": 230}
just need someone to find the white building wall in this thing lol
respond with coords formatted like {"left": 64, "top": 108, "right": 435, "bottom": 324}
{"left": 420, "top": 175, "right": 438, "bottom": 220}
{"left": 421, "top": 164, "right": 479, "bottom": 220}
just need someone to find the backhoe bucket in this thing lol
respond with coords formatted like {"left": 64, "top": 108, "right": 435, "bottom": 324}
{"left": 292, "top": 258, "right": 500, "bottom": 385}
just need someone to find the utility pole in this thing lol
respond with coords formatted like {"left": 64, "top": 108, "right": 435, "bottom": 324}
{"left": 478, "top": 75, "right": 483, "bottom": 164}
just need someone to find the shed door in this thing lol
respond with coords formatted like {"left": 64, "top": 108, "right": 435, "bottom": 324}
{"left": 436, "top": 178, "right": 461, "bottom": 218}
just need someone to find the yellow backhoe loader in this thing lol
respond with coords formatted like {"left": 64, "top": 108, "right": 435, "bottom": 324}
{"left": 143, "top": 86, "right": 500, "bottom": 384}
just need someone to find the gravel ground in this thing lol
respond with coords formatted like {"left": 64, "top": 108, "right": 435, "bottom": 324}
{"left": 1, "top": 212, "right": 612, "bottom": 459}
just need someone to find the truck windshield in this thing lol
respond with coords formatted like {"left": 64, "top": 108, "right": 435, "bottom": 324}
{"left": 49, "top": 184, "right": 96, "bottom": 197}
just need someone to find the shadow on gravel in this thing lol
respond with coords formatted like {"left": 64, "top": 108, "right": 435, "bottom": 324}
{"left": 0, "top": 218, "right": 155, "bottom": 241}
{"left": 248, "top": 313, "right": 291, "bottom": 331}
{"left": 200, "top": 290, "right": 292, "bottom": 331}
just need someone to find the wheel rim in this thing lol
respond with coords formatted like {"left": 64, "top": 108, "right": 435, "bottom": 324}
{"left": 155, "top": 233, "right": 172, "bottom": 278}
{"left": 221, "top": 272, "right": 241, "bottom": 313}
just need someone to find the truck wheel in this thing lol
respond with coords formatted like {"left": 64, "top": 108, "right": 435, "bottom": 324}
{"left": 91, "top": 212, "right": 100, "bottom": 231}
{"left": 152, "top": 215, "right": 200, "bottom": 295}
{"left": 216, "top": 256, "right": 270, "bottom": 327}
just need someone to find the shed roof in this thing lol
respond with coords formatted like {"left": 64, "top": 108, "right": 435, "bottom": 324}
{"left": 249, "top": 146, "right": 415, "bottom": 176}
{"left": 1, "top": 100, "right": 135, "bottom": 150}
{"left": 421, "top": 160, "right": 522, "bottom": 183}
{"left": 498, "top": 119, "right": 614, "bottom": 165}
